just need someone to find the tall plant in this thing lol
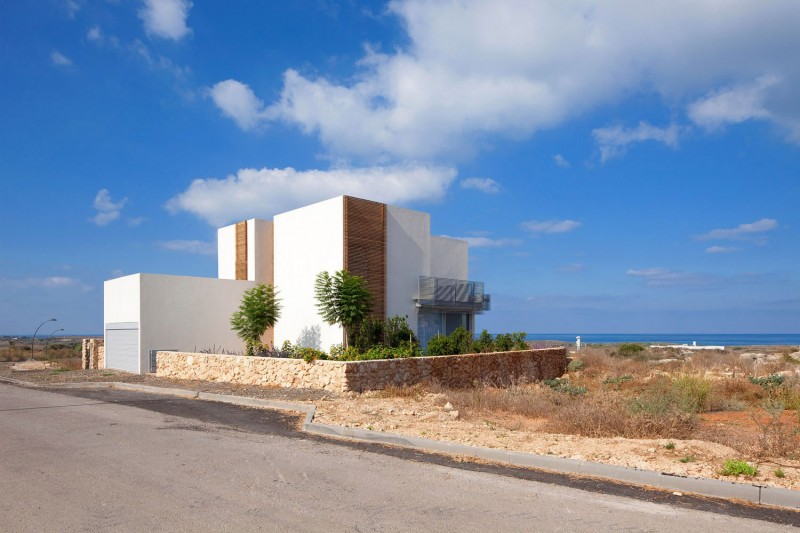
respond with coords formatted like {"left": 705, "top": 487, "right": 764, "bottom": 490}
{"left": 314, "top": 270, "right": 372, "bottom": 347}
{"left": 230, "top": 284, "right": 281, "bottom": 355}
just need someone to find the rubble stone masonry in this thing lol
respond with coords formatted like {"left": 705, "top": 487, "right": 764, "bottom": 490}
{"left": 155, "top": 348, "right": 567, "bottom": 393}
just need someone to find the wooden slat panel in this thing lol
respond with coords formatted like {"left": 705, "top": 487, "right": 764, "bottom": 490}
{"left": 343, "top": 196, "right": 386, "bottom": 320}
{"left": 235, "top": 221, "right": 248, "bottom": 280}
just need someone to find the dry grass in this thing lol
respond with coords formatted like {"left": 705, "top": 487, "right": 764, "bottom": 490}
{"left": 395, "top": 344, "right": 800, "bottom": 457}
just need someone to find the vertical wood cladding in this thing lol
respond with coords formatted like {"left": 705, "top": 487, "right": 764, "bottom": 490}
{"left": 235, "top": 221, "right": 247, "bottom": 280}
{"left": 343, "top": 196, "right": 386, "bottom": 319}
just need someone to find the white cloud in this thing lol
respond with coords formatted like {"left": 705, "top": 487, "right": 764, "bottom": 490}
{"left": 558, "top": 263, "right": 585, "bottom": 273}
{"left": 695, "top": 218, "right": 778, "bottom": 241}
{"left": 688, "top": 76, "right": 777, "bottom": 130}
{"left": 91, "top": 189, "right": 127, "bottom": 226}
{"left": 87, "top": 26, "right": 103, "bottom": 42}
{"left": 553, "top": 154, "right": 570, "bottom": 168}
{"left": 0, "top": 276, "right": 81, "bottom": 289}
{"left": 522, "top": 219, "right": 581, "bottom": 234}
{"left": 705, "top": 246, "right": 740, "bottom": 254}
{"left": 626, "top": 268, "right": 713, "bottom": 287}
{"left": 593, "top": 122, "right": 680, "bottom": 162}
{"left": 139, "top": 0, "right": 192, "bottom": 41}
{"left": 460, "top": 177, "right": 500, "bottom": 194}
{"left": 209, "top": 80, "right": 270, "bottom": 131}
{"left": 214, "top": 1, "right": 800, "bottom": 159}
{"left": 65, "top": 0, "right": 81, "bottom": 18}
{"left": 441, "top": 235, "right": 521, "bottom": 248}
{"left": 158, "top": 239, "right": 215, "bottom": 255}
{"left": 166, "top": 165, "right": 457, "bottom": 226}
{"left": 51, "top": 51, "right": 72, "bottom": 66}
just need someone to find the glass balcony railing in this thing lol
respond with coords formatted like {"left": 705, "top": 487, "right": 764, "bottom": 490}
{"left": 414, "top": 276, "right": 490, "bottom": 313}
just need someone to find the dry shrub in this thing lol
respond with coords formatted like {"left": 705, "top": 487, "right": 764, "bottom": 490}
{"left": 544, "top": 392, "right": 697, "bottom": 439}
{"left": 579, "top": 348, "right": 648, "bottom": 381}
{"left": 445, "top": 383, "right": 561, "bottom": 419}
{"left": 374, "top": 383, "right": 428, "bottom": 399}
{"left": 708, "top": 378, "right": 763, "bottom": 411}
{"left": 750, "top": 400, "right": 800, "bottom": 458}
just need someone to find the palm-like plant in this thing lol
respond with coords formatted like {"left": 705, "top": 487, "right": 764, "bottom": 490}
{"left": 314, "top": 270, "right": 372, "bottom": 347}
{"left": 230, "top": 284, "right": 281, "bottom": 355}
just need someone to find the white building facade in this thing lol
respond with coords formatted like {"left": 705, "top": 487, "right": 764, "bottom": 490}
{"left": 104, "top": 196, "right": 489, "bottom": 373}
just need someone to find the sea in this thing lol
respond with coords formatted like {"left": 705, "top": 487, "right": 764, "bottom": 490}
{"left": 524, "top": 333, "right": 800, "bottom": 347}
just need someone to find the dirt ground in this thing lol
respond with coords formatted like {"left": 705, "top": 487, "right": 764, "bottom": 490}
{"left": 3, "top": 349, "right": 800, "bottom": 492}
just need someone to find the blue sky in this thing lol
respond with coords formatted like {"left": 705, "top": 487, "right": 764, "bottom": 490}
{"left": 1, "top": 0, "right": 798, "bottom": 335}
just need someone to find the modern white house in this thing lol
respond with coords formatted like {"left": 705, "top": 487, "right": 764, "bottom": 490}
{"left": 104, "top": 196, "right": 490, "bottom": 373}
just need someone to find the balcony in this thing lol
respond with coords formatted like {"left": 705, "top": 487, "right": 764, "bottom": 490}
{"left": 414, "top": 276, "right": 490, "bottom": 313}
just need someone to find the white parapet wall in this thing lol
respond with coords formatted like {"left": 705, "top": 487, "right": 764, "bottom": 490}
{"left": 274, "top": 196, "right": 345, "bottom": 350}
{"left": 386, "top": 205, "right": 431, "bottom": 334}
{"left": 105, "top": 273, "right": 258, "bottom": 374}
{"left": 430, "top": 235, "right": 468, "bottom": 280}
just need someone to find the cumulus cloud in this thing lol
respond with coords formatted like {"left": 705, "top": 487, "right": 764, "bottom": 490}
{"left": 91, "top": 189, "right": 127, "bottom": 226}
{"left": 460, "top": 177, "right": 500, "bottom": 194}
{"left": 705, "top": 246, "right": 740, "bottom": 254}
{"left": 522, "top": 219, "right": 581, "bottom": 234}
{"left": 209, "top": 80, "right": 270, "bottom": 131}
{"left": 440, "top": 235, "right": 521, "bottom": 248}
{"left": 139, "top": 0, "right": 192, "bottom": 41}
{"left": 51, "top": 51, "right": 72, "bottom": 66}
{"left": 695, "top": 218, "right": 778, "bottom": 241}
{"left": 553, "top": 154, "right": 570, "bottom": 168}
{"left": 166, "top": 165, "right": 457, "bottom": 226}
{"left": 626, "top": 268, "right": 713, "bottom": 288}
{"left": 158, "top": 239, "right": 216, "bottom": 255}
{"left": 211, "top": 1, "right": 800, "bottom": 160}
{"left": 593, "top": 122, "right": 680, "bottom": 162}
{"left": 689, "top": 76, "right": 777, "bottom": 131}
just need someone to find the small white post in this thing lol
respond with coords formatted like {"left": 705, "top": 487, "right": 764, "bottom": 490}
{"left": 576, "top": 336, "right": 581, "bottom": 352}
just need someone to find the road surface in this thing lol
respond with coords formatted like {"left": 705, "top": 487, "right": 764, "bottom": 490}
{"left": 0, "top": 383, "right": 795, "bottom": 532}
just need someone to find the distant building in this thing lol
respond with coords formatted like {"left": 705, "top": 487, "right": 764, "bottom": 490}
{"left": 104, "top": 196, "right": 490, "bottom": 373}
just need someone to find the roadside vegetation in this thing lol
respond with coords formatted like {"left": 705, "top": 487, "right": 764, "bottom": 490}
{"left": 436, "top": 344, "right": 800, "bottom": 459}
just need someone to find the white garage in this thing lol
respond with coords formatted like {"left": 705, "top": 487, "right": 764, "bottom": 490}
{"left": 105, "top": 322, "right": 139, "bottom": 373}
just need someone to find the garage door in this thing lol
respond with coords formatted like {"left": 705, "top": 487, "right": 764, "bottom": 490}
{"left": 105, "top": 322, "right": 139, "bottom": 373}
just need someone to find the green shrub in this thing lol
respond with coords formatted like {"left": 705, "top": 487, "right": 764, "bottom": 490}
{"left": 351, "top": 315, "right": 418, "bottom": 352}
{"left": 425, "top": 334, "right": 453, "bottom": 356}
{"left": 298, "top": 347, "right": 328, "bottom": 363}
{"left": 775, "top": 468, "right": 785, "bottom": 478}
{"left": 567, "top": 359, "right": 585, "bottom": 372}
{"left": 472, "top": 330, "right": 495, "bottom": 353}
{"left": 384, "top": 315, "right": 417, "bottom": 348}
{"left": 679, "top": 455, "right": 696, "bottom": 463}
{"left": 672, "top": 375, "right": 712, "bottom": 413}
{"left": 617, "top": 343, "right": 646, "bottom": 358}
{"left": 543, "top": 378, "right": 586, "bottom": 396}
{"left": 280, "top": 340, "right": 296, "bottom": 359}
{"left": 664, "top": 441, "right": 675, "bottom": 450}
{"left": 750, "top": 374, "right": 785, "bottom": 388}
{"left": 603, "top": 375, "right": 633, "bottom": 386}
{"left": 720, "top": 459, "right": 757, "bottom": 477}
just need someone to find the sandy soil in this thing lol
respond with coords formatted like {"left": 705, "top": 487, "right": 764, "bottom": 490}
{"left": 313, "top": 390, "right": 800, "bottom": 491}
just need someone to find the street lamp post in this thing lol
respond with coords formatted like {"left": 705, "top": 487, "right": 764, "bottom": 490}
{"left": 30, "top": 319, "right": 57, "bottom": 361}
{"left": 44, "top": 328, "right": 65, "bottom": 360}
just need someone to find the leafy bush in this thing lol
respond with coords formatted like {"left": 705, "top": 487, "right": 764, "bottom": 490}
{"left": 425, "top": 328, "right": 528, "bottom": 356}
{"left": 543, "top": 377, "right": 587, "bottom": 396}
{"left": 425, "top": 334, "right": 453, "bottom": 356}
{"left": 567, "top": 359, "right": 585, "bottom": 372}
{"left": 335, "top": 343, "right": 421, "bottom": 361}
{"left": 617, "top": 343, "right": 646, "bottom": 358}
{"left": 603, "top": 375, "right": 633, "bottom": 386}
{"left": 230, "top": 284, "right": 281, "bottom": 355}
{"left": 472, "top": 330, "right": 495, "bottom": 353}
{"left": 297, "top": 347, "right": 328, "bottom": 363}
{"left": 351, "top": 315, "right": 418, "bottom": 352}
{"left": 750, "top": 374, "right": 785, "bottom": 388}
{"left": 720, "top": 459, "right": 757, "bottom": 477}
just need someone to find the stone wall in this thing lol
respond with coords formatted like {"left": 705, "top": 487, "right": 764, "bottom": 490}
{"left": 155, "top": 348, "right": 567, "bottom": 393}
{"left": 82, "top": 339, "right": 105, "bottom": 370}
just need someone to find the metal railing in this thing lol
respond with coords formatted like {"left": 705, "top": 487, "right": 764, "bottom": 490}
{"left": 415, "top": 276, "right": 490, "bottom": 312}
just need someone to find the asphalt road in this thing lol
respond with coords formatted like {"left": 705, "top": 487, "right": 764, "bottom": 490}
{"left": 0, "top": 383, "right": 796, "bottom": 532}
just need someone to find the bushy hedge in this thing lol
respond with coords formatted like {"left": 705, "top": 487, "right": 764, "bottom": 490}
{"left": 426, "top": 328, "right": 527, "bottom": 356}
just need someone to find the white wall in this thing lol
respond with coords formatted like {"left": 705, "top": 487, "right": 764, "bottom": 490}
{"left": 138, "top": 274, "right": 258, "bottom": 373}
{"left": 430, "top": 236, "right": 468, "bottom": 280}
{"left": 104, "top": 274, "right": 141, "bottom": 325}
{"left": 217, "top": 223, "right": 236, "bottom": 279}
{"left": 386, "top": 205, "right": 431, "bottom": 334}
{"left": 274, "top": 196, "right": 344, "bottom": 350}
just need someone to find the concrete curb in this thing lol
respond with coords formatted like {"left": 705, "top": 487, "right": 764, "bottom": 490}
{"left": 2, "top": 376, "right": 797, "bottom": 510}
